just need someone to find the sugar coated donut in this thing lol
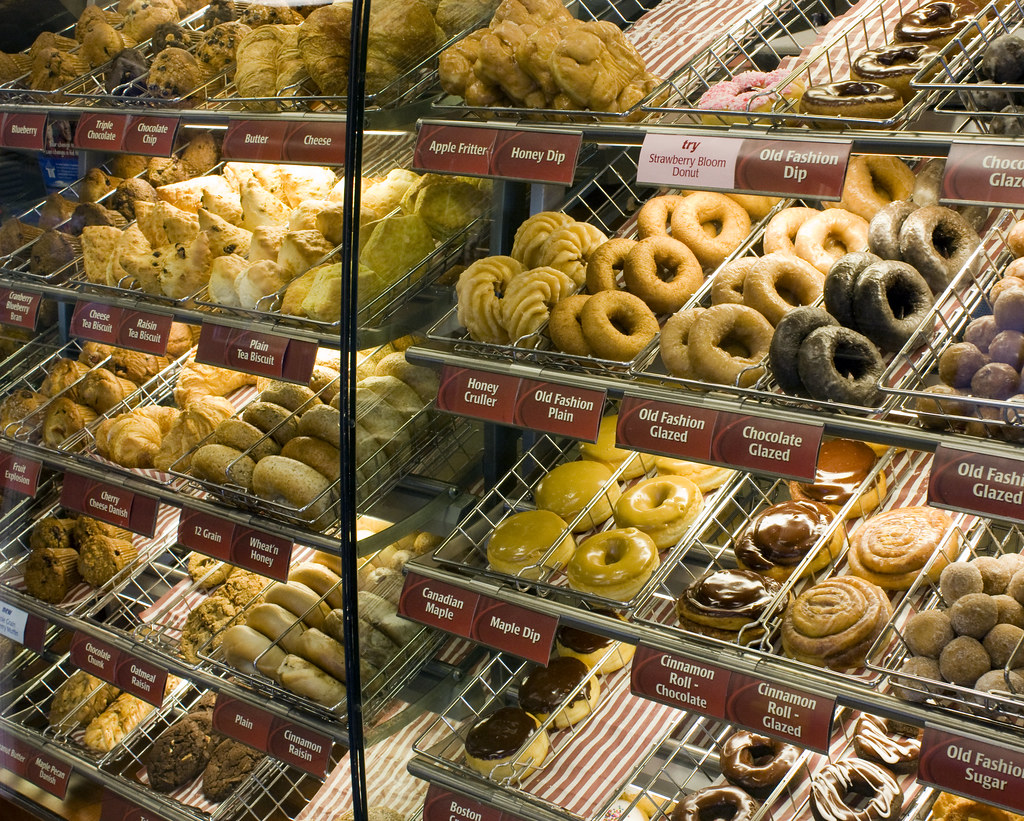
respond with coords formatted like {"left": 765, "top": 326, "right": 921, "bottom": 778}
{"left": 613, "top": 474, "right": 703, "bottom": 548}
{"left": 623, "top": 236, "right": 703, "bottom": 314}
{"left": 535, "top": 460, "right": 620, "bottom": 532}
{"left": 797, "top": 325, "right": 884, "bottom": 406}
{"left": 670, "top": 191, "right": 751, "bottom": 269}
{"left": 795, "top": 209, "right": 870, "bottom": 274}
{"left": 659, "top": 307, "right": 704, "bottom": 379}
{"left": 580, "top": 414, "right": 652, "bottom": 479}
{"left": 548, "top": 294, "right": 591, "bottom": 356}
{"left": 689, "top": 304, "right": 773, "bottom": 386}
{"left": 720, "top": 730, "right": 800, "bottom": 797}
{"left": 852, "top": 260, "right": 934, "bottom": 351}
{"left": 487, "top": 509, "right": 576, "bottom": 578}
{"left": 456, "top": 255, "right": 523, "bottom": 344}
{"left": 636, "top": 195, "right": 688, "bottom": 239}
{"left": 501, "top": 266, "right": 575, "bottom": 344}
{"left": 586, "top": 238, "right": 637, "bottom": 293}
{"left": 763, "top": 207, "right": 819, "bottom": 256}
{"left": 868, "top": 200, "right": 919, "bottom": 260}
{"left": 809, "top": 759, "right": 902, "bottom": 821}
{"left": 511, "top": 211, "right": 574, "bottom": 268}
{"left": 768, "top": 306, "right": 838, "bottom": 395}
{"left": 743, "top": 253, "right": 825, "bottom": 325}
{"left": 581, "top": 291, "right": 659, "bottom": 361}
{"left": 835, "top": 155, "right": 916, "bottom": 220}
{"left": 711, "top": 257, "right": 760, "bottom": 305}
{"left": 898, "top": 205, "right": 981, "bottom": 293}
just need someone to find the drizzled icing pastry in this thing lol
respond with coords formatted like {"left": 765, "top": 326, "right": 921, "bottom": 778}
{"left": 852, "top": 714, "right": 922, "bottom": 773}
{"left": 734, "top": 500, "right": 841, "bottom": 580}
{"left": 676, "top": 568, "right": 784, "bottom": 634}
{"left": 809, "top": 759, "right": 902, "bottom": 821}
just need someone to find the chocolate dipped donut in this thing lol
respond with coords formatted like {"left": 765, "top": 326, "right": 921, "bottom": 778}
{"left": 555, "top": 621, "right": 635, "bottom": 673}
{"left": 518, "top": 656, "right": 599, "bottom": 729}
{"left": 799, "top": 81, "right": 902, "bottom": 122}
{"left": 789, "top": 438, "right": 884, "bottom": 520}
{"left": 675, "top": 568, "right": 784, "bottom": 636}
{"left": 894, "top": 0, "right": 980, "bottom": 48}
{"left": 464, "top": 706, "right": 549, "bottom": 781}
{"left": 809, "top": 759, "right": 902, "bottom": 821}
{"left": 852, "top": 44, "right": 938, "bottom": 101}
{"left": 734, "top": 500, "right": 842, "bottom": 581}
{"left": 720, "top": 730, "right": 800, "bottom": 796}
{"left": 670, "top": 786, "right": 759, "bottom": 821}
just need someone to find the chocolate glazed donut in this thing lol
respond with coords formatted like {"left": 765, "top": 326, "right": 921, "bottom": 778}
{"left": 868, "top": 201, "right": 919, "bottom": 260}
{"left": 797, "top": 325, "right": 884, "bottom": 406}
{"left": 670, "top": 785, "right": 760, "bottom": 821}
{"left": 769, "top": 306, "right": 838, "bottom": 395}
{"left": 852, "top": 260, "right": 934, "bottom": 351}
{"left": 809, "top": 759, "right": 903, "bottom": 821}
{"left": 720, "top": 730, "right": 800, "bottom": 797}
{"left": 824, "top": 252, "right": 882, "bottom": 329}
{"left": 897, "top": 205, "right": 981, "bottom": 293}
{"left": 852, "top": 714, "right": 922, "bottom": 774}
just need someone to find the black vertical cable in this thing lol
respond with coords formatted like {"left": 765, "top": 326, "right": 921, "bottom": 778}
{"left": 341, "top": 0, "right": 371, "bottom": 818}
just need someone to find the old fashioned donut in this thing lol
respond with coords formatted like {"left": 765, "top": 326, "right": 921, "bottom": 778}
{"left": 636, "top": 195, "right": 689, "bottom": 239}
{"left": 456, "top": 255, "right": 524, "bottom": 344}
{"left": 659, "top": 308, "right": 704, "bottom": 379}
{"left": 726, "top": 193, "right": 783, "bottom": 221}
{"left": 836, "top": 155, "right": 916, "bottom": 220}
{"left": 852, "top": 260, "right": 934, "bottom": 351}
{"left": 769, "top": 306, "right": 839, "bottom": 395}
{"left": 622, "top": 236, "right": 703, "bottom": 314}
{"left": 743, "top": 253, "right": 825, "bottom": 325}
{"left": 613, "top": 474, "right": 703, "bottom": 548}
{"left": 795, "top": 209, "right": 870, "bottom": 274}
{"left": 824, "top": 252, "right": 882, "bottom": 328}
{"left": 670, "top": 191, "right": 751, "bottom": 269}
{"left": 797, "top": 325, "right": 884, "bottom": 406}
{"left": 548, "top": 294, "right": 592, "bottom": 356}
{"left": 688, "top": 303, "right": 773, "bottom": 387}
{"left": 511, "top": 211, "right": 574, "bottom": 268}
{"left": 567, "top": 527, "right": 660, "bottom": 601}
{"left": 711, "top": 257, "right": 760, "bottom": 305}
{"left": 581, "top": 291, "right": 659, "bottom": 361}
{"left": 586, "top": 238, "right": 637, "bottom": 293}
{"left": 501, "top": 266, "right": 575, "bottom": 344}
{"left": 898, "top": 205, "right": 981, "bottom": 293}
{"left": 763, "top": 207, "right": 819, "bottom": 256}
{"left": 580, "top": 414, "right": 652, "bottom": 479}
{"left": 868, "top": 200, "right": 919, "bottom": 259}
{"left": 670, "top": 786, "right": 759, "bottom": 821}
{"left": 720, "top": 731, "right": 800, "bottom": 797}
{"left": 809, "top": 759, "right": 902, "bottom": 821}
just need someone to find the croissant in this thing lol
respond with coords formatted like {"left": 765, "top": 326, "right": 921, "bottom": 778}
{"left": 78, "top": 369, "right": 140, "bottom": 414}
{"left": 40, "top": 359, "right": 89, "bottom": 399}
{"left": 94, "top": 406, "right": 179, "bottom": 458}
{"left": 297, "top": 2, "right": 351, "bottom": 96}
{"left": 234, "top": 25, "right": 297, "bottom": 110}
{"left": 153, "top": 396, "right": 235, "bottom": 471}
{"left": 42, "top": 398, "right": 98, "bottom": 449}
{"left": 105, "top": 414, "right": 163, "bottom": 468}
{"left": 365, "top": 0, "right": 442, "bottom": 93}
{"left": 175, "top": 362, "right": 257, "bottom": 407}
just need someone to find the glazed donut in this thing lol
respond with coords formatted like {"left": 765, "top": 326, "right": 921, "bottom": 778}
{"left": 456, "top": 255, "right": 524, "bottom": 344}
{"left": 464, "top": 706, "right": 549, "bottom": 781}
{"left": 743, "top": 253, "right": 825, "bottom": 325}
{"left": 789, "top": 439, "right": 886, "bottom": 520}
{"left": 851, "top": 714, "right": 922, "bottom": 774}
{"left": 798, "top": 81, "right": 903, "bottom": 123}
{"left": 535, "top": 460, "right": 620, "bottom": 532}
{"left": 851, "top": 44, "right": 938, "bottom": 101}
{"left": 537, "top": 222, "right": 609, "bottom": 286}
{"left": 555, "top": 622, "right": 635, "bottom": 673}
{"left": 252, "top": 455, "right": 333, "bottom": 522}
{"left": 654, "top": 457, "right": 736, "bottom": 491}
{"left": 669, "top": 191, "right": 752, "bottom": 269}
{"left": 518, "top": 656, "right": 599, "bottom": 729}
{"left": 675, "top": 568, "right": 785, "bottom": 635}
{"left": 487, "top": 509, "right": 576, "bottom": 578}
{"left": 852, "top": 260, "right": 934, "bottom": 351}
{"left": 895, "top": 0, "right": 979, "bottom": 48}
{"left": 898, "top": 205, "right": 981, "bottom": 293}
{"left": 622, "top": 236, "right": 703, "bottom": 314}
{"left": 586, "top": 238, "right": 637, "bottom": 293}
{"left": 688, "top": 304, "right": 773, "bottom": 387}
{"left": 868, "top": 201, "right": 919, "bottom": 260}
{"left": 726, "top": 193, "right": 783, "bottom": 221}
{"left": 670, "top": 786, "right": 759, "bottom": 821}
{"left": 782, "top": 576, "right": 893, "bottom": 669}
{"left": 763, "top": 207, "right": 819, "bottom": 256}
{"left": 636, "top": 195, "right": 689, "bottom": 239}
{"left": 720, "top": 731, "right": 800, "bottom": 797}
{"left": 797, "top": 325, "right": 884, "bottom": 406}
{"left": 613, "top": 475, "right": 703, "bottom": 548}
{"left": 511, "top": 211, "right": 574, "bottom": 268}
{"left": 581, "top": 291, "right": 659, "bottom": 361}
{"left": 834, "top": 156, "right": 916, "bottom": 221}
{"left": 566, "top": 527, "right": 660, "bottom": 601}
{"left": 500, "top": 266, "right": 575, "bottom": 343}
{"left": 768, "top": 306, "right": 838, "bottom": 395}
{"left": 1006, "top": 218, "right": 1024, "bottom": 257}
{"left": 809, "top": 759, "right": 902, "bottom": 821}
{"left": 548, "top": 294, "right": 592, "bottom": 356}
{"left": 847, "top": 506, "right": 959, "bottom": 590}
{"left": 734, "top": 499, "right": 843, "bottom": 581}
{"left": 659, "top": 307, "right": 704, "bottom": 379}
{"left": 711, "top": 257, "right": 760, "bottom": 305}
{"left": 824, "top": 252, "right": 882, "bottom": 328}
{"left": 580, "top": 414, "right": 652, "bottom": 479}
{"left": 795, "top": 209, "right": 870, "bottom": 274}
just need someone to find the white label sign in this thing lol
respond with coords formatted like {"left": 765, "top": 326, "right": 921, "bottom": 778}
{"left": 637, "top": 134, "right": 741, "bottom": 188}
{"left": 0, "top": 600, "right": 28, "bottom": 643}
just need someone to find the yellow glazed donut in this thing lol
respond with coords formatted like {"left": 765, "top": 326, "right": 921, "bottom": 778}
{"left": 567, "top": 527, "right": 660, "bottom": 600}
{"left": 670, "top": 191, "right": 752, "bottom": 269}
{"left": 794, "top": 209, "right": 870, "bottom": 274}
{"left": 580, "top": 414, "right": 652, "bottom": 479}
{"left": 833, "top": 155, "right": 916, "bottom": 221}
{"left": 487, "top": 509, "right": 576, "bottom": 578}
{"left": 636, "top": 194, "right": 689, "bottom": 239}
{"left": 456, "top": 255, "right": 524, "bottom": 344}
{"left": 743, "top": 253, "right": 825, "bottom": 325}
{"left": 535, "top": 460, "right": 620, "bottom": 532}
{"left": 655, "top": 457, "right": 737, "bottom": 492}
{"left": 511, "top": 211, "right": 574, "bottom": 268}
{"left": 613, "top": 475, "right": 704, "bottom": 548}
{"left": 763, "top": 207, "right": 819, "bottom": 257}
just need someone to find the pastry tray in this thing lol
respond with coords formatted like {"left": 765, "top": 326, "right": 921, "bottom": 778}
{"left": 878, "top": 206, "right": 1024, "bottom": 437}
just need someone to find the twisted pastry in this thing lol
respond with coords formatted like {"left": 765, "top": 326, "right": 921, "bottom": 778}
{"left": 847, "top": 506, "right": 959, "bottom": 590}
{"left": 500, "top": 266, "right": 575, "bottom": 343}
{"left": 456, "top": 256, "right": 523, "bottom": 344}
{"left": 536, "top": 222, "right": 609, "bottom": 286}
{"left": 517, "top": 18, "right": 576, "bottom": 98}
{"left": 477, "top": 22, "right": 545, "bottom": 106}
{"left": 781, "top": 576, "right": 892, "bottom": 669}
{"left": 511, "top": 211, "right": 574, "bottom": 268}
{"left": 551, "top": 22, "right": 646, "bottom": 112}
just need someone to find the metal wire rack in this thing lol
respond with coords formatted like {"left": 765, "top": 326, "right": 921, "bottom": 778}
{"left": 0, "top": 325, "right": 61, "bottom": 393}
{"left": 868, "top": 515, "right": 1024, "bottom": 726}
{"left": 878, "top": 206, "right": 1024, "bottom": 438}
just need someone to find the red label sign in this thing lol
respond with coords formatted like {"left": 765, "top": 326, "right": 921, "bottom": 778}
{"left": 70, "top": 632, "right": 169, "bottom": 707}
{"left": 0, "top": 451, "right": 41, "bottom": 496}
{"left": 929, "top": 445, "right": 1024, "bottom": 524}
{"left": 942, "top": 142, "right": 1024, "bottom": 207}
{"left": 0, "top": 597, "right": 47, "bottom": 652}
{"left": 60, "top": 472, "right": 159, "bottom": 537}
{"left": 0, "top": 732, "right": 72, "bottom": 799}
{"left": 222, "top": 120, "right": 291, "bottom": 162}
{"left": 424, "top": 785, "right": 506, "bottom": 821}
{"left": 513, "top": 379, "right": 604, "bottom": 442}
{"left": 123, "top": 116, "right": 178, "bottom": 156}
{"left": 75, "top": 114, "right": 128, "bottom": 151}
{"left": 1, "top": 113, "right": 47, "bottom": 150}
{"left": 197, "top": 323, "right": 316, "bottom": 384}
{"left": 283, "top": 121, "right": 346, "bottom": 165}
{"left": 70, "top": 301, "right": 123, "bottom": 345}
{"left": 399, "top": 573, "right": 479, "bottom": 637}
{"left": 435, "top": 366, "right": 520, "bottom": 425}
{"left": 212, "top": 695, "right": 332, "bottom": 777}
{"left": 101, "top": 791, "right": 172, "bottom": 821}
{"left": 414, "top": 124, "right": 581, "bottom": 185}
{"left": 0, "top": 288, "right": 41, "bottom": 328}
{"left": 617, "top": 395, "right": 719, "bottom": 460}
{"left": 630, "top": 644, "right": 732, "bottom": 715}
{"left": 178, "top": 509, "right": 293, "bottom": 582}
{"left": 710, "top": 412, "right": 823, "bottom": 482}
{"left": 724, "top": 672, "right": 835, "bottom": 753}
{"left": 471, "top": 597, "right": 558, "bottom": 665}
{"left": 116, "top": 311, "right": 173, "bottom": 355}
{"left": 919, "top": 728, "right": 1024, "bottom": 813}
